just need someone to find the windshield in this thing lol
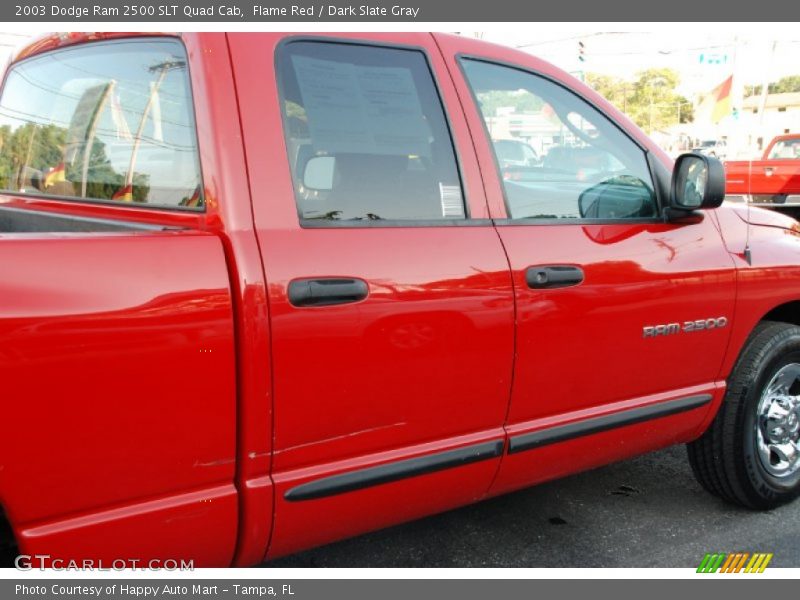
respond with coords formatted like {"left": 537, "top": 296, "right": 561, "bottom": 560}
{"left": 768, "top": 139, "right": 800, "bottom": 160}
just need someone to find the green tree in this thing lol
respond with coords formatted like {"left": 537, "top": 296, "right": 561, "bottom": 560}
{"left": 745, "top": 75, "right": 800, "bottom": 98}
{"left": 0, "top": 122, "right": 150, "bottom": 202}
{"left": 67, "top": 138, "right": 150, "bottom": 202}
{"left": 0, "top": 122, "right": 67, "bottom": 191}
{"left": 586, "top": 68, "right": 693, "bottom": 133}
{"left": 0, "top": 125, "right": 13, "bottom": 190}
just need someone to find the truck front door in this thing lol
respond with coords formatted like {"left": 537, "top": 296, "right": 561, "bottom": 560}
{"left": 439, "top": 36, "right": 738, "bottom": 496}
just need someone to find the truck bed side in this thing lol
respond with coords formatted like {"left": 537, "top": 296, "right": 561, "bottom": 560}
{"left": 0, "top": 218, "right": 239, "bottom": 567}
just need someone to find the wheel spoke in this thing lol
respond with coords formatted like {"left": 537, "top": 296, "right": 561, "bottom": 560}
{"left": 756, "top": 363, "right": 800, "bottom": 478}
{"left": 769, "top": 372, "right": 793, "bottom": 395}
{"left": 772, "top": 442, "right": 797, "bottom": 466}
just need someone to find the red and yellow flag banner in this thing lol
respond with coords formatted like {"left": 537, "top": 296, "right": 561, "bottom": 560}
{"left": 112, "top": 184, "right": 133, "bottom": 202}
{"left": 698, "top": 75, "right": 733, "bottom": 124}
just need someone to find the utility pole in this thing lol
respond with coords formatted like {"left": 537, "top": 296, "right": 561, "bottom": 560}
{"left": 756, "top": 40, "right": 777, "bottom": 151}
{"left": 124, "top": 59, "right": 185, "bottom": 193}
{"left": 728, "top": 35, "right": 746, "bottom": 158}
{"left": 648, "top": 77, "right": 667, "bottom": 134}
{"left": 622, "top": 84, "right": 628, "bottom": 114}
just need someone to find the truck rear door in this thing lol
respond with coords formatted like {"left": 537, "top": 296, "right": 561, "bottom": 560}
{"left": 436, "top": 34, "right": 737, "bottom": 496}
{"left": 746, "top": 137, "right": 800, "bottom": 205}
{"left": 228, "top": 33, "right": 515, "bottom": 558}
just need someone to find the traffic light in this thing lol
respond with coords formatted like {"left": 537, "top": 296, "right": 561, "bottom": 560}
{"left": 578, "top": 41, "right": 586, "bottom": 62}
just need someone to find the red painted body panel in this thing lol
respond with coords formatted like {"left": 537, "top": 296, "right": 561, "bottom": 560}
{"left": 483, "top": 219, "right": 737, "bottom": 498}
{"left": 181, "top": 32, "right": 275, "bottom": 568}
{"left": 0, "top": 232, "right": 238, "bottom": 566}
{"left": 489, "top": 221, "right": 736, "bottom": 419}
{"left": 269, "top": 430, "right": 502, "bottom": 557}
{"left": 19, "top": 485, "right": 238, "bottom": 568}
{"left": 711, "top": 205, "right": 800, "bottom": 379}
{"left": 726, "top": 160, "right": 800, "bottom": 197}
{"left": 490, "top": 385, "right": 727, "bottom": 497}
{"left": 2, "top": 31, "right": 800, "bottom": 567}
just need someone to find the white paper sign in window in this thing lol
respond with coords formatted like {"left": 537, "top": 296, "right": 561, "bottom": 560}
{"left": 291, "top": 55, "right": 432, "bottom": 157}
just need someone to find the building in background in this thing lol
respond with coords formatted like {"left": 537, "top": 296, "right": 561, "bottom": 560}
{"left": 741, "top": 92, "right": 800, "bottom": 150}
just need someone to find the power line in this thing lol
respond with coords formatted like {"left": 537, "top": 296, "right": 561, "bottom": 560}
{"left": 515, "top": 32, "right": 631, "bottom": 49}
{"left": 0, "top": 106, "right": 197, "bottom": 151}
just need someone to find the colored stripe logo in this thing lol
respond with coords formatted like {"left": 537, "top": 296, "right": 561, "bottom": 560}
{"left": 697, "top": 552, "right": 773, "bottom": 573}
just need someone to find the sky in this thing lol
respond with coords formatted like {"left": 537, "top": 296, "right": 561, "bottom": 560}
{"left": 2, "top": 27, "right": 798, "bottom": 100}
{"left": 0, "top": 32, "right": 32, "bottom": 63}
{"left": 477, "top": 26, "right": 800, "bottom": 97}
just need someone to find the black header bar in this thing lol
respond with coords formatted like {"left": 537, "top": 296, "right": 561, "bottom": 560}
{"left": 4, "top": 0, "right": 800, "bottom": 22}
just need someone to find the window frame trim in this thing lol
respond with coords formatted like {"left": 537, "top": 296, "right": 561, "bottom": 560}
{"left": 274, "top": 35, "right": 474, "bottom": 229}
{"left": 0, "top": 36, "right": 207, "bottom": 214}
{"left": 300, "top": 218, "right": 494, "bottom": 228}
{"left": 455, "top": 53, "right": 666, "bottom": 225}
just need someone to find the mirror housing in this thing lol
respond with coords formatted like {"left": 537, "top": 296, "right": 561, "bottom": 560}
{"left": 669, "top": 152, "right": 725, "bottom": 213}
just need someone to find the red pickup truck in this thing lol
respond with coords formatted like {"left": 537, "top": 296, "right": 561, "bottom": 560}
{"left": 2, "top": 32, "right": 800, "bottom": 569}
{"left": 725, "top": 134, "right": 800, "bottom": 211}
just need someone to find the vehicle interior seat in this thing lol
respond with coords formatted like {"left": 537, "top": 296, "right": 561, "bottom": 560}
{"left": 325, "top": 153, "right": 443, "bottom": 220}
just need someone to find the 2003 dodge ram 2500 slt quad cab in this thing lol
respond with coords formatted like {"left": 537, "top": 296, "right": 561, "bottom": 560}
{"left": 2, "top": 32, "right": 800, "bottom": 568}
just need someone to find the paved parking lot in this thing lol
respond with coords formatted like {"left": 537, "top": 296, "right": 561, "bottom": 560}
{"left": 266, "top": 444, "right": 800, "bottom": 568}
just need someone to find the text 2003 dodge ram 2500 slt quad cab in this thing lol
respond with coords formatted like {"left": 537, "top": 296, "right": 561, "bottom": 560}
{"left": 2, "top": 32, "right": 800, "bottom": 568}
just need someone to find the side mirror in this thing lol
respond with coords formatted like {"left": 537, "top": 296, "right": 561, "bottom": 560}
{"left": 670, "top": 153, "right": 725, "bottom": 211}
{"left": 303, "top": 156, "right": 335, "bottom": 191}
{"left": 578, "top": 176, "right": 656, "bottom": 220}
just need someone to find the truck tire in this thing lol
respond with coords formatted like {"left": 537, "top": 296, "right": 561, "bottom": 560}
{"left": 687, "top": 320, "right": 800, "bottom": 509}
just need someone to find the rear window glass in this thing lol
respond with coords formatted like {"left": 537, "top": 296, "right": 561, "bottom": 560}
{"left": 0, "top": 38, "right": 203, "bottom": 209}
{"left": 768, "top": 139, "right": 800, "bottom": 160}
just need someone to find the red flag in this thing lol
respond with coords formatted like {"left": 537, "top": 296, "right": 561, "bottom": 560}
{"left": 698, "top": 76, "right": 733, "bottom": 124}
{"left": 181, "top": 186, "right": 202, "bottom": 208}
{"left": 43, "top": 163, "right": 65, "bottom": 189}
{"left": 112, "top": 184, "right": 133, "bottom": 202}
